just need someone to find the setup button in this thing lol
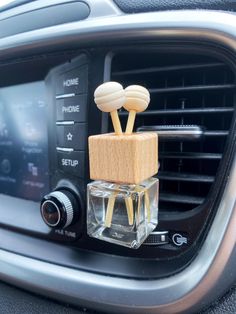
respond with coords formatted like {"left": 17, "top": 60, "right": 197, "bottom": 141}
{"left": 57, "top": 151, "right": 85, "bottom": 178}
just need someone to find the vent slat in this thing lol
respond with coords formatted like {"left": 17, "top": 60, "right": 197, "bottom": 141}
{"left": 149, "top": 84, "right": 235, "bottom": 94}
{"left": 113, "top": 62, "right": 225, "bottom": 76}
{"left": 205, "top": 131, "right": 229, "bottom": 137}
{"left": 134, "top": 128, "right": 229, "bottom": 138}
{"left": 160, "top": 193, "right": 204, "bottom": 205}
{"left": 158, "top": 172, "right": 215, "bottom": 183}
{"left": 120, "top": 107, "right": 234, "bottom": 116}
{"left": 159, "top": 152, "right": 222, "bottom": 160}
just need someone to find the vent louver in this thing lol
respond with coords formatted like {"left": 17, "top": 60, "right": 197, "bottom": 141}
{"left": 110, "top": 51, "right": 235, "bottom": 213}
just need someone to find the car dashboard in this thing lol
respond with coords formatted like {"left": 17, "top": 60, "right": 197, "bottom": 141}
{"left": 0, "top": 1, "right": 236, "bottom": 313}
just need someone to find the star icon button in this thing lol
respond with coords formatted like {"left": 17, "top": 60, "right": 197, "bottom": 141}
{"left": 67, "top": 132, "right": 73, "bottom": 141}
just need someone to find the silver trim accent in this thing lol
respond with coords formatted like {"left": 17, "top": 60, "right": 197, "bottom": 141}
{"left": 56, "top": 147, "right": 74, "bottom": 152}
{"left": 41, "top": 200, "right": 61, "bottom": 227}
{"left": 151, "top": 231, "right": 168, "bottom": 234}
{"left": 0, "top": 8, "right": 235, "bottom": 314}
{"left": 2, "top": 9, "right": 236, "bottom": 59}
{"left": 56, "top": 93, "right": 75, "bottom": 99}
{"left": 56, "top": 121, "right": 74, "bottom": 125}
{"left": 50, "top": 191, "right": 74, "bottom": 228}
{"left": 138, "top": 125, "right": 203, "bottom": 141}
{"left": 0, "top": 0, "right": 122, "bottom": 21}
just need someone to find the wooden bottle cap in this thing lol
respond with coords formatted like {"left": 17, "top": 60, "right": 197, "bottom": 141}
{"left": 94, "top": 82, "right": 126, "bottom": 112}
{"left": 124, "top": 85, "right": 150, "bottom": 112}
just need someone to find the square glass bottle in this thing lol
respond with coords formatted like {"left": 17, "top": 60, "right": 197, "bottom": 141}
{"left": 87, "top": 177, "right": 159, "bottom": 249}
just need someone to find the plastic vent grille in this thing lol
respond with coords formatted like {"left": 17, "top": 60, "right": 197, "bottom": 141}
{"left": 110, "top": 51, "right": 235, "bottom": 212}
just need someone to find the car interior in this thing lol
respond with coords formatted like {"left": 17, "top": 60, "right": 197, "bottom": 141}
{"left": 0, "top": 0, "right": 236, "bottom": 313}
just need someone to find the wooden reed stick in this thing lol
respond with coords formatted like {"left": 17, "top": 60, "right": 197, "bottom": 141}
{"left": 105, "top": 191, "right": 134, "bottom": 227}
{"left": 125, "top": 197, "right": 134, "bottom": 225}
{"left": 111, "top": 111, "right": 123, "bottom": 135}
{"left": 105, "top": 191, "right": 117, "bottom": 228}
{"left": 125, "top": 110, "right": 136, "bottom": 135}
{"left": 136, "top": 192, "right": 141, "bottom": 225}
{"left": 104, "top": 108, "right": 122, "bottom": 227}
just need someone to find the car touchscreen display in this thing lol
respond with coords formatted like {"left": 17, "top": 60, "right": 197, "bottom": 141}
{"left": 0, "top": 81, "right": 49, "bottom": 201}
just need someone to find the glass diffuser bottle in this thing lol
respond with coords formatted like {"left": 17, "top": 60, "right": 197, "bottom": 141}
{"left": 87, "top": 178, "right": 159, "bottom": 249}
{"left": 87, "top": 82, "right": 159, "bottom": 249}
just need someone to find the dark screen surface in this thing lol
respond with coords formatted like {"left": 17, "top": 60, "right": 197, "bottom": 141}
{"left": 0, "top": 81, "right": 49, "bottom": 201}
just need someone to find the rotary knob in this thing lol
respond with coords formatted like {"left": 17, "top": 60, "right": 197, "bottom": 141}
{"left": 40, "top": 190, "right": 78, "bottom": 228}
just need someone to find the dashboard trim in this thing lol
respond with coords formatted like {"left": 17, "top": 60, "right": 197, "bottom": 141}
{"left": 0, "top": 7, "right": 236, "bottom": 313}
{"left": 0, "top": 0, "right": 122, "bottom": 21}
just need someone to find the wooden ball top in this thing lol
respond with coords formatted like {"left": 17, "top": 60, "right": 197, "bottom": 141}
{"left": 94, "top": 82, "right": 126, "bottom": 113}
{"left": 124, "top": 85, "right": 150, "bottom": 112}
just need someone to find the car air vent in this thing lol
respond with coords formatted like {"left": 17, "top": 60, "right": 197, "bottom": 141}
{"left": 110, "top": 51, "right": 235, "bottom": 213}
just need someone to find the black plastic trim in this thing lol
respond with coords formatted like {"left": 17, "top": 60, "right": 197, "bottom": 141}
{"left": 113, "top": 0, "right": 236, "bottom": 13}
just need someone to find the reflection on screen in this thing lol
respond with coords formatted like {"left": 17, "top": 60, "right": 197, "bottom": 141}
{"left": 0, "top": 81, "right": 49, "bottom": 201}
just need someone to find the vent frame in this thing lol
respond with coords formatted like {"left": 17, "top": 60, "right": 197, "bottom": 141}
{"left": 102, "top": 42, "right": 236, "bottom": 257}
